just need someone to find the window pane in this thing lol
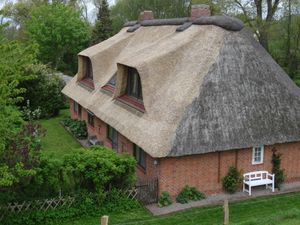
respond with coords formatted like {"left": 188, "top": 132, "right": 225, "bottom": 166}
{"left": 107, "top": 125, "right": 113, "bottom": 140}
{"left": 108, "top": 74, "right": 116, "bottom": 86}
{"left": 140, "top": 149, "right": 146, "bottom": 169}
{"left": 73, "top": 102, "right": 78, "bottom": 113}
{"left": 126, "top": 68, "right": 143, "bottom": 100}
{"left": 88, "top": 113, "right": 94, "bottom": 127}
{"left": 253, "top": 147, "right": 262, "bottom": 163}
{"left": 84, "top": 57, "right": 93, "bottom": 79}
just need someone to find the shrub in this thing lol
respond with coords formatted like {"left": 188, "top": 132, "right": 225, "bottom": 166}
{"left": 69, "top": 120, "right": 87, "bottom": 139}
{"left": 1, "top": 190, "right": 140, "bottom": 225}
{"left": 63, "top": 147, "right": 136, "bottom": 192}
{"left": 61, "top": 118, "right": 87, "bottom": 139}
{"left": 1, "top": 146, "right": 137, "bottom": 202}
{"left": 61, "top": 117, "right": 73, "bottom": 127}
{"left": 158, "top": 191, "right": 172, "bottom": 207}
{"left": 272, "top": 147, "right": 285, "bottom": 189}
{"left": 222, "top": 166, "right": 242, "bottom": 193}
{"left": 176, "top": 185, "right": 205, "bottom": 204}
{"left": 20, "top": 68, "right": 65, "bottom": 118}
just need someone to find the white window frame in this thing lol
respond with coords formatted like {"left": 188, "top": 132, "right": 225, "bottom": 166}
{"left": 252, "top": 146, "right": 264, "bottom": 165}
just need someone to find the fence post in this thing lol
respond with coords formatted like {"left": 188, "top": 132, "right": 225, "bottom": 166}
{"left": 223, "top": 199, "right": 229, "bottom": 225}
{"left": 101, "top": 215, "right": 109, "bottom": 225}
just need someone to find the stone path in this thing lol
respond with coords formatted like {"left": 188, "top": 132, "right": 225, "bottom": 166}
{"left": 146, "top": 181, "right": 300, "bottom": 216}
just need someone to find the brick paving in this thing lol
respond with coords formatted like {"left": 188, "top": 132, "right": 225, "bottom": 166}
{"left": 146, "top": 181, "right": 300, "bottom": 216}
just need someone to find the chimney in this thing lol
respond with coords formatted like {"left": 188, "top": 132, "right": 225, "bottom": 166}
{"left": 138, "top": 10, "right": 154, "bottom": 22}
{"left": 190, "top": 4, "right": 211, "bottom": 20}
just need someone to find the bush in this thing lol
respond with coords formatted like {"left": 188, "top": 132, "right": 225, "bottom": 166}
{"left": 272, "top": 147, "right": 285, "bottom": 189}
{"left": 20, "top": 68, "right": 66, "bottom": 118}
{"left": 158, "top": 191, "right": 172, "bottom": 207}
{"left": 62, "top": 117, "right": 87, "bottom": 139}
{"left": 176, "top": 185, "right": 205, "bottom": 204}
{"left": 1, "top": 190, "right": 140, "bottom": 225}
{"left": 1, "top": 146, "right": 137, "bottom": 202}
{"left": 63, "top": 147, "right": 136, "bottom": 192}
{"left": 222, "top": 166, "right": 242, "bottom": 193}
{"left": 61, "top": 117, "right": 73, "bottom": 127}
{"left": 69, "top": 120, "right": 87, "bottom": 139}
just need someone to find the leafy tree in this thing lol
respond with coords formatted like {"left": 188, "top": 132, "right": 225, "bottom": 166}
{"left": 0, "top": 24, "right": 43, "bottom": 189}
{"left": 24, "top": 3, "right": 91, "bottom": 74}
{"left": 221, "top": 0, "right": 282, "bottom": 51}
{"left": 20, "top": 67, "right": 66, "bottom": 118}
{"left": 111, "top": 0, "right": 189, "bottom": 33}
{"left": 92, "top": 0, "right": 113, "bottom": 44}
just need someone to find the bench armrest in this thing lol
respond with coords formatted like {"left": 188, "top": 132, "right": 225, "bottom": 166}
{"left": 267, "top": 173, "right": 275, "bottom": 180}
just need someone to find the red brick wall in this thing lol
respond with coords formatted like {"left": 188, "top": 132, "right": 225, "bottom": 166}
{"left": 70, "top": 99, "right": 300, "bottom": 197}
{"left": 69, "top": 99, "right": 158, "bottom": 180}
{"left": 158, "top": 143, "right": 300, "bottom": 197}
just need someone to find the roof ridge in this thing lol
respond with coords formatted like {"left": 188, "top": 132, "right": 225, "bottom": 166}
{"left": 123, "top": 15, "right": 244, "bottom": 32}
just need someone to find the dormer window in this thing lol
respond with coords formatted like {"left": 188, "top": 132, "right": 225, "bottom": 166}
{"left": 83, "top": 57, "right": 93, "bottom": 79}
{"left": 114, "top": 65, "right": 145, "bottom": 112}
{"left": 126, "top": 68, "right": 143, "bottom": 101}
{"left": 101, "top": 74, "right": 116, "bottom": 93}
{"left": 79, "top": 56, "right": 94, "bottom": 90}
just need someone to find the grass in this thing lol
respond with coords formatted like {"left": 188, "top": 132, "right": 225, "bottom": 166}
{"left": 57, "top": 192, "right": 300, "bottom": 225}
{"left": 39, "top": 108, "right": 82, "bottom": 159}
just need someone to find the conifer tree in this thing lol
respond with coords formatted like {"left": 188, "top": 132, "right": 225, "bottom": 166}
{"left": 92, "top": 0, "right": 112, "bottom": 44}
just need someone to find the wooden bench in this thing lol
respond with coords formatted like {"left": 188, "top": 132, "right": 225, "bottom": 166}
{"left": 243, "top": 171, "right": 275, "bottom": 196}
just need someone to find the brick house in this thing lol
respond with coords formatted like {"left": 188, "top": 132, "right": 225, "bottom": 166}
{"left": 62, "top": 5, "right": 300, "bottom": 197}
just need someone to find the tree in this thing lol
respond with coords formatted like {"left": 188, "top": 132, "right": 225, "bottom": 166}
{"left": 111, "top": 0, "right": 189, "bottom": 34}
{"left": 92, "top": 0, "right": 113, "bottom": 44}
{"left": 222, "top": 0, "right": 282, "bottom": 50}
{"left": 20, "top": 68, "right": 66, "bottom": 118}
{"left": 0, "top": 24, "right": 43, "bottom": 189}
{"left": 24, "top": 3, "right": 91, "bottom": 74}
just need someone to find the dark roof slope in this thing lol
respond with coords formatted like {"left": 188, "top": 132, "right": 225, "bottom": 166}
{"left": 169, "top": 30, "right": 300, "bottom": 156}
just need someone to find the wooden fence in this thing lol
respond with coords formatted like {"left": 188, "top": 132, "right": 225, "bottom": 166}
{"left": 0, "top": 188, "right": 139, "bottom": 221}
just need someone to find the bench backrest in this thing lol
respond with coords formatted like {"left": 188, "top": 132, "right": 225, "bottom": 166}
{"left": 244, "top": 171, "right": 269, "bottom": 181}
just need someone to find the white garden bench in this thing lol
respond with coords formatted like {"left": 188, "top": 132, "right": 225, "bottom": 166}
{"left": 243, "top": 171, "right": 275, "bottom": 196}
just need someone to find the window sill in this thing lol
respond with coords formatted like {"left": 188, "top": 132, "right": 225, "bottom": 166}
{"left": 252, "top": 161, "right": 263, "bottom": 165}
{"left": 117, "top": 95, "right": 145, "bottom": 112}
{"left": 79, "top": 78, "right": 95, "bottom": 90}
{"left": 101, "top": 85, "right": 115, "bottom": 93}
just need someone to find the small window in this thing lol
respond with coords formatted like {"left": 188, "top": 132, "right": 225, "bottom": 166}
{"left": 108, "top": 74, "right": 117, "bottom": 87}
{"left": 87, "top": 111, "right": 94, "bottom": 127}
{"left": 107, "top": 125, "right": 118, "bottom": 150}
{"left": 78, "top": 104, "right": 82, "bottom": 118}
{"left": 107, "top": 125, "right": 114, "bottom": 141}
{"left": 73, "top": 101, "right": 79, "bottom": 114}
{"left": 126, "top": 68, "right": 143, "bottom": 100}
{"left": 252, "top": 146, "right": 264, "bottom": 164}
{"left": 83, "top": 57, "right": 93, "bottom": 79}
{"left": 133, "top": 144, "right": 146, "bottom": 170}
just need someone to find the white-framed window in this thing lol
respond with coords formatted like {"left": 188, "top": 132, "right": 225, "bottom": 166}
{"left": 252, "top": 146, "right": 264, "bottom": 165}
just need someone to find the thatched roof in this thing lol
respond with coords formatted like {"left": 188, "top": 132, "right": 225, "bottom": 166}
{"left": 62, "top": 17, "right": 300, "bottom": 158}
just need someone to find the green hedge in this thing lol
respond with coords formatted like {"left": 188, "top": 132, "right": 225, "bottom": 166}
{"left": 1, "top": 147, "right": 136, "bottom": 202}
{"left": 1, "top": 189, "right": 140, "bottom": 225}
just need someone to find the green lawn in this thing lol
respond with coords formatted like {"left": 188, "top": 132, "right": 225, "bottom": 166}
{"left": 58, "top": 192, "right": 300, "bottom": 225}
{"left": 40, "top": 109, "right": 82, "bottom": 158}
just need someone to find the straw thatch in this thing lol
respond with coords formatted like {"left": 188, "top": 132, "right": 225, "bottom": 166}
{"left": 62, "top": 19, "right": 300, "bottom": 158}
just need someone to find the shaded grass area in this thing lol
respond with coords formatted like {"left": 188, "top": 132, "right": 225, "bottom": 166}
{"left": 59, "top": 192, "right": 300, "bottom": 225}
{"left": 40, "top": 109, "right": 82, "bottom": 159}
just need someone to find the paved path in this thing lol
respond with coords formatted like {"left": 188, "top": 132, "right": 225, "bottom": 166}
{"left": 146, "top": 181, "right": 300, "bottom": 216}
